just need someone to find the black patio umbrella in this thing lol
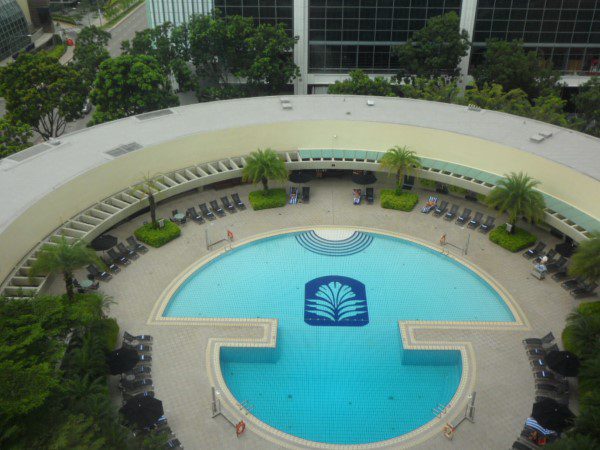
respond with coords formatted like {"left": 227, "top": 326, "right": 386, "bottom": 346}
{"left": 90, "top": 234, "right": 118, "bottom": 251}
{"left": 531, "top": 398, "right": 575, "bottom": 432}
{"left": 107, "top": 347, "right": 139, "bottom": 375}
{"left": 351, "top": 171, "right": 377, "bottom": 186}
{"left": 555, "top": 242, "right": 576, "bottom": 258}
{"left": 289, "top": 170, "right": 314, "bottom": 184}
{"left": 547, "top": 350, "right": 581, "bottom": 377}
{"left": 120, "top": 394, "right": 164, "bottom": 429}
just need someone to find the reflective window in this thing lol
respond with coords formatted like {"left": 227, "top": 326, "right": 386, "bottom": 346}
{"left": 0, "top": 0, "right": 30, "bottom": 60}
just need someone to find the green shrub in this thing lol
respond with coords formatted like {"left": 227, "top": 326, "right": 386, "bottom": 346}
{"left": 134, "top": 220, "right": 180, "bottom": 247}
{"left": 489, "top": 224, "right": 537, "bottom": 252}
{"left": 381, "top": 189, "right": 419, "bottom": 211}
{"left": 44, "top": 44, "right": 66, "bottom": 60}
{"left": 563, "top": 302, "right": 600, "bottom": 356}
{"left": 92, "top": 318, "right": 119, "bottom": 351}
{"left": 248, "top": 188, "right": 287, "bottom": 210}
{"left": 52, "top": 14, "right": 77, "bottom": 25}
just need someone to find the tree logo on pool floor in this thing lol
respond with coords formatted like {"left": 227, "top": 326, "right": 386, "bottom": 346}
{"left": 304, "top": 276, "right": 368, "bottom": 327}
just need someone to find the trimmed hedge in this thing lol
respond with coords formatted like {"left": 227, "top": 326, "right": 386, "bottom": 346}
{"left": 134, "top": 220, "right": 180, "bottom": 247}
{"left": 380, "top": 189, "right": 419, "bottom": 212}
{"left": 489, "top": 224, "right": 537, "bottom": 252}
{"left": 248, "top": 188, "right": 287, "bottom": 210}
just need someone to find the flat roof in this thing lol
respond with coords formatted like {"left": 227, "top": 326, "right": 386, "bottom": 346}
{"left": 1, "top": 95, "right": 599, "bottom": 233}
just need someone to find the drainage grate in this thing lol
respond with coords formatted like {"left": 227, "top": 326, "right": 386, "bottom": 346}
{"left": 105, "top": 142, "right": 143, "bottom": 157}
{"left": 135, "top": 109, "right": 174, "bottom": 121}
{"left": 6, "top": 143, "right": 52, "bottom": 162}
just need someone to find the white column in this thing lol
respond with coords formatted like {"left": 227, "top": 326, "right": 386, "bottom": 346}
{"left": 293, "top": 0, "right": 309, "bottom": 95}
{"left": 458, "top": 0, "right": 478, "bottom": 85}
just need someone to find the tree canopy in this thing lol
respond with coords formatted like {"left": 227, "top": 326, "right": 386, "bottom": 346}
{"left": 73, "top": 26, "right": 112, "bottom": 88}
{"left": 0, "top": 117, "right": 31, "bottom": 158}
{"left": 472, "top": 39, "right": 559, "bottom": 98}
{"left": 328, "top": 70, "right": 395, "bottom": 96}
{"left": 393, "top": 12, "right": 470, "bottom": 78}
{"left": 399, "top": 77, "right": 461, "bottom": 103}
{"left": 573, "top": 77, "right": 600, "bottom": 137}
{"left": 0, "top": 53, "right": 87, "bottom": 140}
{"left": 89, "top": 54, "right": 179, "bottom": 125}
{"left": 569, "top": 232, "right": 600, "bottom": 282}
{"left": 242, "top": 148, "right": 288, "bottom": 191}
{"left": 379, "top": 146, "right": 421, "bottom": 187}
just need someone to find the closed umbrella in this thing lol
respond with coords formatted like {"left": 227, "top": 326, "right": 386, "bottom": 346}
{"left": 120, "top": 394, "right": 164, "bottom": 429}
{"left": 90, "top": 234, "right": 118, "bottom": 251}
{"left": 289, "top": 171, "right": 314, "bottom": 184}
{"left": 547, "top": 350, "right": 580, "bottom": 377}
{"left": 531, "top": 398, "right": 574, "bottom": 432}
{"left": 107, "top": 347, "right": 139, "bottom": 375}
{"left": 351, "top": 171, "right": 377, "bottom": 186}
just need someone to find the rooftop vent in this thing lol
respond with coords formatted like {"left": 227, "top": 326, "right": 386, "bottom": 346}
{"left": 6, "top": 143, "right": 52, "bottom": 162}
{"left": 366, "top": 100, "right": 375, "bottom": 106}
{"left": 135, "top": 109, "right": 174, "bottom": 121}
{"left": 530, "top": 131, "right": 553, "bottom": 143}
{"left": 105, "top": 142, "right": 143, "bottom": 157}
{"left": 280, "top": 97, "right": 292, "bottom": 110}
{"left": 467, "top": 104, "right": 481, "bottom": 112}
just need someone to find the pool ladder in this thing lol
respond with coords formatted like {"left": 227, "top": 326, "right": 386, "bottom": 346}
{"left": 433, "top": 403, "right": 448, "bottom": 418}
{"left": 238, "top": 400, "right": 255, "bottom": 416}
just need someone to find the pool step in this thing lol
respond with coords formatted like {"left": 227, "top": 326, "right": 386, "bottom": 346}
{"left": 295, "top": 230, "right": 373, "bottom": 257}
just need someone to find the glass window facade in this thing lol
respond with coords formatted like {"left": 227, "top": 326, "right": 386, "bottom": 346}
{"left": 0, "top": 0, "right": 31, "bottom": 60}
{"left": 147, "top": 0, "right": 214, "bottom": 27}
{"left": 472, "top": 0, "right": 600, "bottom": 73}
{"left": 308, "top": 0, "right": 461, "bottom": 73}
{"left": 214, "top": 0, "right": 294, "bottom": 31}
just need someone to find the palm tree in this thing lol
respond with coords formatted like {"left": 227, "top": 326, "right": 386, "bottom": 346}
{"left": 564, "top": 310, "right": 600, "bottom": 359}
{"left": 242, "top": 148, "right": 288, "bottom": 191}
{"left": 379, "top": 146, "right": 421, "bottom": 188}
{"left": 31, "top": 236, "right": 102, "bottom": 302}
{"left": 485, "top": 172, "right": 546, "bottom": 234}
{"left": 569, "top": 232, "right": 600, "bottom": 282}
{"left": 131, "top": 173, "right": 162, "bottom": 228}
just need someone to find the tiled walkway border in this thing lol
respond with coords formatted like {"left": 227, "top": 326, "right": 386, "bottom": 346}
{"left": 148, "top": 226, "right": 531, "bottom": 449}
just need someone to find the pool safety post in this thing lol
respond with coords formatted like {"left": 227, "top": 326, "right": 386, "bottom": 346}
{"left": 442, "top": 392, "right": 476, "bottom": 440}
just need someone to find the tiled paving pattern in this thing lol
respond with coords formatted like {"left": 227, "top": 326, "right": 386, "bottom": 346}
{"left": 46, "top": 177, "right": 580, "bottom": 449}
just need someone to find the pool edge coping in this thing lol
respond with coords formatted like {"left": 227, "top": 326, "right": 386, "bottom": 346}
{"left": 147, "top": 226, "right": 531, "bottom": 449}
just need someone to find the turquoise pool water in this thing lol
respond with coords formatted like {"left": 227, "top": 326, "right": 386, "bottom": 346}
{"left": 164, "top": 231, "right": 514, "bottom": 445}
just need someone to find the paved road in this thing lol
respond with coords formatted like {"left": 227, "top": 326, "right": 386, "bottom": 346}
{"left": 107, "top": 3, "right": 148, "bottom": 57}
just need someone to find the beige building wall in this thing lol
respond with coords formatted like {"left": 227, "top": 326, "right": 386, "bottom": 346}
{"left": 1, "top": 120, "right": 598, "bottom": 284}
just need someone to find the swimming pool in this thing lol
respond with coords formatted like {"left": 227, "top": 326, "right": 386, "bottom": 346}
{"left": 164, "top": 230, "right": 515, "bottom": 445}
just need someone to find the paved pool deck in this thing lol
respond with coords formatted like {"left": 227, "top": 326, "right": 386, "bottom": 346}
{"left": 48, "top": 177, "right": 580, "bottom": 449}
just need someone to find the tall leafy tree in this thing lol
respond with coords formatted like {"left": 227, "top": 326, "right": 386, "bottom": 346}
{"left": 0, "top": 117, "right": 31, "bottom": 158}
{"left": 379, "top": 146, "right": 421, "bottom": 187}
{"left": 472, "top": 39, "right": 559, "bottom": 98}
{"left": 73, "top": 26, "right": 112, "bottom": 88}
{"left": 530, "top": 94, "right": 569, "bottom": 127}
{"left": 398, "top": 77, "right": 460, "bottom": 103}
{"left": 0, "top": 53, "right": 87, "bottom": 140}
{"left": 242, "top": 148, "right": 288, "bottom": 191}
{"left": 464, "top": 83, "right": 532, "bottom": 115}
{"left": 89, "top": 54, "right": 179, "bottom": 125}
{"left": 573, "top": 77, "right": 600, "bottom": 137}
{"left": 328, "top": 70, "right": 395, "bottom": 96}
{"left": 563, "top": 310, "right": 600, "bottom": 359}
{"left": 485, "top": 172, "right": 546, "bottom": 233}
{"left": 31, "top": 236, "right": 102, "bottom": 302}
{"left": 393, "top": 12, "right": 470, "bottom": 78}
{"left": 568, "top": 232, "right": 600, "bottom": 282}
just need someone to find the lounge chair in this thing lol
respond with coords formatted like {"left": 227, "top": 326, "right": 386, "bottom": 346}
{"left": 289, "top": 187, "right": 298, "bottom": 204}
{"left": 302, "top": 186, "right": 310, "bottom": 203}
{"left": 546, "top": 256, "right": 567, "bottom": 273}
{"left": 366, "top": 187, "right": 374, "bottom": 204}
{"left": 122, "top": 389, "right": 154, "bottom": 402}
{"left": 126, "top": 364, "right": 151, "bottom": 377}
{"left": 353, "top": 189, "right": 361, "bottom": 205}
{"left": 551, "top": 267, "right": 569, "bottom": 281}
{"left": 166, "top": 438, "right": 183, "bottom": 449}
{"left": 108, "top": 248, "right": 130, "bottom": 265}
{"left": 101, "top": 255, "right": 121, "bottom": 273}
{"left": 570, "top": 282, "right": 598, "bottom": 299}
{"left": 479, "top": 215, "right": 495, "bottom": 233}
{"left": 536, "top": 382, "right": 569, "bottom": 396}
{"left": 530, "top": 358, "right": 546, "bottom": 369}
{"left": 455, "top": 208, "right": 472, "bottom": 225}
{"left": 120, "top": 378, "right": 153, "bottom": 392}
{"left": 433, "top": 200, "right": 448, "bottom": 217}
{"left": 124, "top": 342, "right": 152, "bottom": 353}
{"left": 210, "top": 200, "right": 226, "bottom": 217}
{"left": 117, "top": 242, "right": 139, "bottom": 260}
{"left": 523, "top": 332, "right": 554, "bottom": 347}
{"left": 512, "top": 439, "right": 537, "bottom": 450}
{"left": 199, "top": 203, "right": 216, "bottom": 220}
{"left": 421, "top": 196, "right": 437, "bottom": 213}
{"left": 186, "top": 207, "right": 205, "bottom": 224}
{"left": 231, "top": 193, "right": 246, "bottom": 210}
{"left": 534, "top": 370, "right": 564, "bottom": 382}
{"left": 444, "top": 204, "right": 459, "bottom": 220}
{"left": 124, "top": 331, "right": 153, "bottom": 343}
{"left": 523, "top": 242, "right": 546, "bottom": 259}
{"left": 535, "top": 394, "right": 569, "bottom": 406}
{"left": 138, "top": 354, "right": 152, "bottom": 364}
{"left": 467, "top": 211, "right": 484, "bottom": 228}
{"left": 535, "top": 249, "right": 557, "bottom": 263}
{"left": 221, "top": 196, "right": 236, "bottom": 213}
{"left": 561, "top": 276, "right": 585, "bottom": 290}
{"left": 126, "top": 236, "right": 148, "bottom": 254}
{"left": 87, "top": 264, "right": 112, "bottom": 281}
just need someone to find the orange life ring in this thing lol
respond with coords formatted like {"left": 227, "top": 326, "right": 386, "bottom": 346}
{"left": 227, "top": 230, "right": 234, "bottom": 241}
{"left": 443, "top": 423, "right": 455, "bottom": 439}
{"left": 236, "top": 420, "right": 245, "bottom": 436}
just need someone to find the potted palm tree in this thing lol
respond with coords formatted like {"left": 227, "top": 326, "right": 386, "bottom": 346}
{"left": 379, "top": 146, "right": 421, "bottom": 189}
{"left": 31, "top": 236, "right": 103, "bottom": 302}
{"left": 486, "top": 172, "right": 546, "bottom": 234}
{"left": 243, "top": 148, "right": 289, "bottom": 210}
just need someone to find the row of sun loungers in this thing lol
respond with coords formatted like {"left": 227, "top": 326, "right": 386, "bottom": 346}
{"left": 86, "top": 236, "right": 148, "bottom": 283}
{"left": 120, "top": 332, "right": 154, "bottom": 402}
{"left": 172, "top": 194, "right": 247, "bottom": 225}
{"left": 352, "top": 188, "right": 374, "bottom": 205}
{"left": 290, "top": 186, "right": 310, "bottom": 204}
{"left": 425, "top": 198, "right": 495, "bottom": 232}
